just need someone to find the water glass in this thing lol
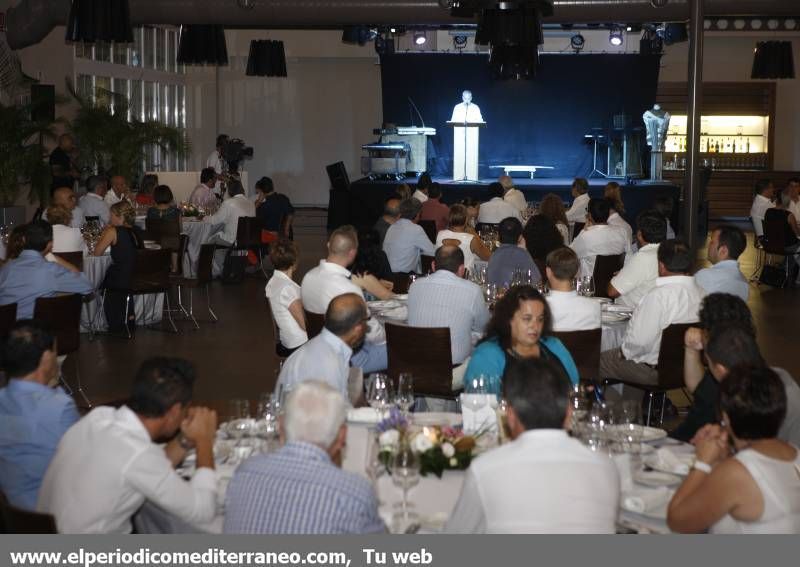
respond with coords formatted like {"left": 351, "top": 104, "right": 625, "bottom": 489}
{"left": 463, "top": 375, "right": 489, "bottom": 411}
{"left": 612, "top": 400, "right": 643, "bottom": 453}
{"left": 367, "top": 373, "right": 393, "bottom": 418}
{"left": 580, "top": 275, "right": 595, "bottom": 297}
{"left": 227, "top": 398, "right": 252, "bottom": 444}
{"left": 365, "top": 433, "right": 384, "bottom": 488}
{"left": 482, "top": 283, "right": 497, "bottom": 306}
{"left": 390, "top": 444, "right": 420, "bottom": 530}
{"left": 395, "top": 373, "right": 414, "bottom": 414}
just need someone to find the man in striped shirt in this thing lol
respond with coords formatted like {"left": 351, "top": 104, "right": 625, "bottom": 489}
{"left": 224, "top": 382, "right": 385, "bottom": 534}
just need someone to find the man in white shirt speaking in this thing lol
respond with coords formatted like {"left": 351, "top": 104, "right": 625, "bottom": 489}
{"left": 38, "top": 357, "right": 219, "bottom": 533}
{"left": 607, "top": 209, "right": 667, "bottom": 307}
{"left": 446, "top": 358, "right": 619, "bottom": 533}
{"left": 694, "top": 225, "right": 749, "bottom": 301}
{"left": 545, "top": 247, "right": 601, "bottom": 331}
{"left": 600, "top": 239, "right": 706, "bottom": 391}
{"left": 570, "top": 198, "right": 630, "bottom": 278}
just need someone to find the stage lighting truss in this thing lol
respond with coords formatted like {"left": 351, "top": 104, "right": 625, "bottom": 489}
{"left": 570, "top": 33, "right": 585, "bottom": 53}
{"left": 609, "top": 26, "right": 624, "bottom": 47}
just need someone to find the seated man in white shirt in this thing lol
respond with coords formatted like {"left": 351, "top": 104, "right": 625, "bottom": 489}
{"left": 565, "top": 178, "right": 590, "bottom": 224}
{"left": 189, "top": 167, "right": 219, "bottom": 209}
{"left": 276, "top": 293, "right": 368, "bottom": 401}
{"left": 407, "top": 245, "right": 490, "bottom": 373}
{"left": 446, "top": 358, "right": 620, "bottom": 533}
{"left": 105, "top": 175, "right": 131, "bottom": 206}
{"left": 78, "top": 175, "right": 111, "bottom": 224}
{"left": 694, "top": 225, "right": 749, "bottom": 301}
{"left": 38, "top": 357, "right": 219, "bottom": 534}
{"left": 382, "top": 198, "right": 436, "bottom": 273}
{"left": 544, "top": 247, "right": 601, "bottom": 331}
{"left": 43, "top": 186, "right": 85, "bottom": 228}
{"left": 600, "top": 239, "right": 706, "bottom": 391}
{"left": 477, "top": 182, "right": 521, "bottom": 224}
{"left": 570, "top": 198, "right": 630, "bottom": 278}
{"left": 499, "top": 175, "right": 527, "bottom": 213}
{"left": 205, "top": 180, "right": 256, "bottom": 247}
{"left": 608, "top": 210, "right": 667, "bottom": 307}
{"left": 749, "top": 178, "right": 775, "bottom": 239}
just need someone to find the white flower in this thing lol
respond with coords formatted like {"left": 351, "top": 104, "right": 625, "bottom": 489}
{"left": 379, "top": 429, "right": 400, "bottom": 448}
{"left": 449, "top": 457, "right": 458, "bottom": 467}
{"left": 412, "top": 433, "right": 435, "bottom": 453}
{"left": 441, "top": 442, "right": 455, "bottom": 458}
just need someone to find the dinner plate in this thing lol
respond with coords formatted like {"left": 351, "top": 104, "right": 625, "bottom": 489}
{"left": 591, "top": 297, "right": 612, "bottom": 304}
{"left": 620, "top": 489, "right": 673, "bottom": 520}
{"left": 643, "top": 452, "right": 695, "bottom": 476}
{"left": 633, "top": 470, "right": 682, "bottom": 488}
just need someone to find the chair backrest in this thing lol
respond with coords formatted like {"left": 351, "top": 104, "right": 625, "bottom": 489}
{"left": 533, "top": 257, "right": 547, "bottom": 279}
{"left": 391, "top": 272, "right": 412, "bottom": 294}
{"left": 0, "top": 303, "right": 18, "bottom": 340}
{"left": 174, "top": 233, "right": 189, "bottom": 276}
{"left": 235, "top": 217, "right": 263, "bottom": 248}
{"left": 144, "top": 217, "right": 181, "bottom": 248}
{"left": 552, "top": 328, "right": 602, "bottom": 381}
{"left": 53, "top": 251, "right": 84, "bottom": 272}
{"left": 656, "top": 323, "right": 693, "bottom": 390}
{"left": 196, "top": 243, "right": 216, "bottom": 284}
{"left": 572, "top": 222, "right": 586, "bottom": 240}
{"left": 763, "top": 209, "right": 791, "bottom": 255}
{"left": 33, "top": 294, "right": 82, "bottom": 356}
{"left": 304, "top": 309, "right": 325, "bottom": 339}
{"left": 386, "top": 323, "right": 454, "bottom": 398}
{"left": 0, "top": 490, "right": 57, "bottom": 534}
{"left": 132, "top": 249, "right": 171, "bottom": 288}
{"left": 420, "top": 254, "right": 435, "bottom": 275}
{"left": 418, "top": 220, "right": 437, "bottom": 244}
{"left": 592, "top": 253, "right": 625, "bottom": 299}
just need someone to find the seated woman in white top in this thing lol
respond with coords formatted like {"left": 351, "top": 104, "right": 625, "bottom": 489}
{"left": 538, "top": 193, "right": 570, "bottom": 244}
{"left": 668, "top": 365, "right": 800, "bottom": 534}
{"left": 47, "top": 205, "right": 87, "bottom": 254}
{"left": 264, "top": 239, "right": 308, "bottom": 357}
{"left": 436, "top": 204, "right": 491, "bottom": 272}
{"left": 604, "top": 182, "right": 633, "bottom": 243}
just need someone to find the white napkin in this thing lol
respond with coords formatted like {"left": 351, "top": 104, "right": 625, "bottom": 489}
{"left": 380, "top": 306, "right": 408, "bottom": 320}
{"left": 612, "top": 453, "right": 635, "bottom": 492}
{"left": 366, "top": 318, "right": 386, "bottom": 344}
{"left": 623, "top": 487, "right": 670, "bottom": 515}
{"left": 603, "top": 303, "right": 634, "bottom": 313}
{"left": 653, "top": 447, "right": 692, "bottom": 474}
{"left": 347, "top": 407, "right": 382, "bottom": 424}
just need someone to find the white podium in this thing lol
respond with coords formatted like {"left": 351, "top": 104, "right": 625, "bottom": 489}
{"left": 447, "top": 121, "right": 486, "bottom": 183}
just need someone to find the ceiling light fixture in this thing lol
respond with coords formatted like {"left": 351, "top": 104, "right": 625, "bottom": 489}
{"left": 66, "top": 0, "right": 133, "bottom": 43}
{"left": 609, "top": 26, "right": 624, "bottom": 47}
{"left": 246, "top": 39, "right": 287, "bottom": 77}
{"left": 177, "top": 25, "right": 228, "bottom": 66}
{"left": 414, "top": 32, "right": 427, "bottom": 46}
{"left": 570, "top": 33, "right": 585, "bottom": 53}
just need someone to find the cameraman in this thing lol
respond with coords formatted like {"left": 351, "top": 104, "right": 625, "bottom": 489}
{"left": 206, "top": 134, "right": 229, "bottom": 198}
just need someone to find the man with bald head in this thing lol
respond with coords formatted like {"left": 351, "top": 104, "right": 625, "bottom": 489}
{"left": 78, "top": 175, "right": 111, "bottom": 224}
{"left": 499, "top": 175, "right": 527, "bottom": 213}
{"left": 44, "top": 187, "right": 85, "bottom": 228}
{"left": 275, "top": 293, "right": 370, "bottom": 400}
{"left": 105, "top": 175, "right": 131, "bottom": 206}
{"left": 373, "top": 197, "right": 401, "bottom": 246}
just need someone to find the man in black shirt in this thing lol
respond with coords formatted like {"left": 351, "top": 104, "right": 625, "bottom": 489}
{"left": 49, "top": 134, "right": 80, "bottom": 192}
{"left": 254, "top": 176, "right": 294, "bottom": 238}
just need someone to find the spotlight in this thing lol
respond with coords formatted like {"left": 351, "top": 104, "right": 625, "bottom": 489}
{"left": 453, "top": 35, "right": 469, "bottom": 50}
{"left": 414, "top": 32, "right": 427, "bottom": 46}
{"left": 570, "top": 33, "right": 585, "bottom": 52}
{"left": 609, "top": 26, "right": 624, "bottom": 47}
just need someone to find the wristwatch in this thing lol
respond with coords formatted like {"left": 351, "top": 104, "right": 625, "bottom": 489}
{"left": 693, "top": 460, "right": 712, "bottom": 474}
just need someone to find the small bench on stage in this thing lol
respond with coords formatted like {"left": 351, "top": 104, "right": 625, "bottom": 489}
{"left": 489, "top": 165, "right": 555, "bottom": 179}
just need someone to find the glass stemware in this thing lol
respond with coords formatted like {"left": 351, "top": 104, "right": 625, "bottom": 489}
{"left": 464, "top": 375, "right": 489, "bottom": 411}
{"left": 367, "top": 373, "right": 393, "bottom": 419}
{"left": 580, "top": 275, "right": 595, "bottom": 297}
{"left": 395, "top": 373, "right": 414, "bottom": 414}
{"left": 390, "top": 443, "right": 420, "bottom": 530}
{"left": 227, "top": 398, "right": 252, "bottom": 446}
{"left": 365, "top": 433, "right": 384, "bottom": 489}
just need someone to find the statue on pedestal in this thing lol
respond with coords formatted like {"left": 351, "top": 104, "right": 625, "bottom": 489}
{"left": 643, "top": 104, "right": 671, "bottom": 181}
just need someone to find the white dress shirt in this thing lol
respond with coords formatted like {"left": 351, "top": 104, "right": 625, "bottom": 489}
{"left": 694, "top": 260, "right": 749, "bottom": 301}
{"left": 300, "top": 260, "right": 363, "bottom": 315}
{"left": 37, "top": 406, "right": 217, "bottom": 534}
{"left": 608, "top": 212, "right": 633, "bottom": 244}
{"left": 570, "top": 224, "right": 630, "bottom": 278}
{"left": 407, "top": 270, "right": 489, "bottom": 364}
{"left": 276, "top": 328, "right": 352, "bottom": 400}
{"left": 504, "top": 188, "right": 527, "bottom": 212}
{"left": 788, "top": 199, "right": 800, "bottom": 227}
{"left": 265, "top": 270, "right": 308, "bottom": 349}
{"left": 206, "top": 149, "right": 225, "bottom": 196}
{"left": 566, "top": 193, "right": 590, "bottom": 223}
{"left": 555, "top": 222, "right": 570, "bottom": 245}
{"left": 610, "top": 243, "right": 660, "bottom": 308}
{"left": 621, "top": 275, "right": 706, "bottom": 365}
{"left": 412, "top": 189, "right": 428, "bottom": 203}
{"left": 546, "top": 290, "right": 601, "bottom": 332}
{"left": 204, "top": 194, "right": 256, "bottom": 244}
{"left": 445, "top": 429, "right": 619, "bottom": 534}
{"left": 104, "top": 190, "right": 126, "bottom": 206}
{"left": 750, "top": 194, "right": 775, "bottom": 237}
{"left": 383, "top": 219, "right": 436, "bottom": 273}
{"left": 51, "top": 224, "right": 88, "bottom": 254}
{"left": 78, "top": 193, "right": 110, "bottom": 224}
{"left": 436, "top": 230, "right": 478, "bottom": 272}
{"left": 477, "top": 197, "right": 521, "bottom": 224}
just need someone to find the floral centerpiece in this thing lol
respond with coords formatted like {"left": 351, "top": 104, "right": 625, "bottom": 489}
{"left": 376, "top": 408, "right": 481, "bottom": 478}
{"left": 179, "top": 202, "right": 205, "bottom": 218}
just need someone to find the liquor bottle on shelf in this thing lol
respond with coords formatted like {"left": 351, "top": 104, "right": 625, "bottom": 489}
{"left": 715, "top": 140, "right": 720, "bottom": 152}
{"left": 746, "top": 138, "right": 750, "bottom": 153}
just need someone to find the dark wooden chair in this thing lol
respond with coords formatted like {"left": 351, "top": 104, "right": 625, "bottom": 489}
{"left": 552, "top": 328, "right": 602, "bottom": 381}
{"left": 420, "top": 254, "right": 435, "bottom": 276}
{"left": 572, "top": 222, "right": 585, "bottom": 240}
{"left": 144, "top": 217, "right": 181, "bottom": 252}
{"left": 0, "top": 303, "right": 17, "bottom": 339}
{"left": 52, "top": 251, "right": 83, "bottom": 272}
{"left": 391, "top": 272, "right": 412, "bottom": 294}
{"left": 234, "top": 216, "right": 268, "bottom": 277}
{"left": 592, "top": 253, "right": 625, "bottom": 299}
{"left": 386, "top": 323, "right": 454, "bottom": 398}
{"left": 304, "top": 309, "right": 325, "bottom": 339}
{"left": 533, "top": 258, "right": 547, "bottom": 279}
{"left": 172, "top": 243, "right": 218, "bottom": 328}
{"left": 33, "top": 294, "right": 90, "bottom": 408}
{"left": 760, "top": 209, "right": 793, "bottom": 285}
{"left": 0, "top": 490, "right": 57, "bottom": 534}
{"left": 418, "top": 220, "right": 437, "bottom": 244}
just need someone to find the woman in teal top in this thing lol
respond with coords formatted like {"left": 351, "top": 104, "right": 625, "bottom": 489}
{"left": 464, "top": 285, "right": 579, "bottom": 395}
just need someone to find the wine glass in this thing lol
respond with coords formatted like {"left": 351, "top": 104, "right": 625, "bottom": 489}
{"left": 227, "top": 398, "right": 251, "bottom": 446}
{"left": 390, "top": 443, "right": 420, "bottom": 530}
{"left": 483, "top": 283, "right": 497, "bottom": 306}
{"left": 463, "top": 375, "right": 489, "bottom": 412}
{"left": 395, "top": 373, "right": 414, "bottom": 414}
{"left": 367, "top": 373, "right": 393, "bottom": 419}
{"left": 365, "top": 433, "right": 384, "bottom": 489}
{"left": 581, "top": 275, "right": 595, "bottom": 297}
{"left": 613, "top": 400, "right": 643, "bottom": 453}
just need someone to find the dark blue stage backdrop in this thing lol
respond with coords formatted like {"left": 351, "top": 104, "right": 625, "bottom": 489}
{"left": 380, "top": 53, "right": 662, "bottom": 179}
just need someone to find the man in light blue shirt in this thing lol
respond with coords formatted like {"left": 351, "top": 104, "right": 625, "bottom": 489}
{"left": 225, "top": 381, "right": 384, "bottom": 534}
{"left": 382, "top": 198, "right": 435, "bottom": 273}
{"left": 408, "top": 245, "right": 489, "bottom": 365}
{"left": 276, "top": 293, "right": 368, "bottom": 401}
{"left": 694, "top": 225, "right": 749, "bottom": 301}
{"left": 77, "top": 175, "right": 111, "bottom": 224}
{"left": 0, "top": 320, "right": 80, "bottom": 510}
{"left": 0, "top": 221, "right": 93, "bottom": 319}
{"left": 487, "top": 217, "right": 540, "bottom": 287}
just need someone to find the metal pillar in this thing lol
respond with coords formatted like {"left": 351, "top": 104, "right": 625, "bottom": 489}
{"left": 682, "top": 0, "right": 705, "bottom": 249}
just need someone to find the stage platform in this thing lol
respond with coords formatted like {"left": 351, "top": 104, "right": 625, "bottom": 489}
{"left": 341, "top": 176, "right": 681, "bottom": 234}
